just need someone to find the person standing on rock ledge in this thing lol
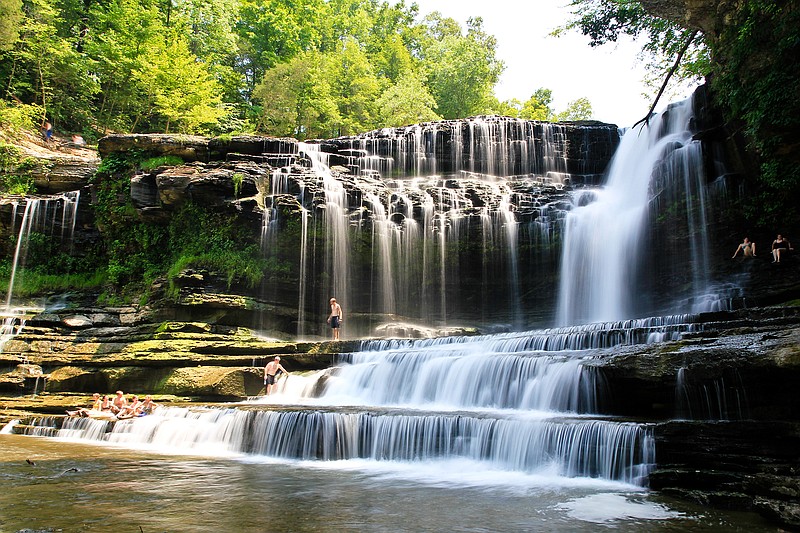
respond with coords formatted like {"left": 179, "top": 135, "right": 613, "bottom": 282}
{"left": 327, "top": 297, "right": 343, "bottom": 340}
{"left": 263, "top": 356, "right": 289, "bottom": 395}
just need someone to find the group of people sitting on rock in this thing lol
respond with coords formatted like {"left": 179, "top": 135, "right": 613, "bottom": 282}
{"left": 68, "top": 390, "right": 159, "bottom": 419}
{"left": 732, "top": 234, "right": 794, "bottom": 263}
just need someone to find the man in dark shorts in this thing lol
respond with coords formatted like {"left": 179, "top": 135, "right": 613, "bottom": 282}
{"left": 326, "top": 297, "right": 343, "bottom": 340}
{"left": 263, "top": 356, "right": 289, "bottom": 395}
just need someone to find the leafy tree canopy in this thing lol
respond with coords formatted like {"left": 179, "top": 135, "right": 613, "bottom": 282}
{"left": 0, "top": 0, "right": 597, "bottom": 138}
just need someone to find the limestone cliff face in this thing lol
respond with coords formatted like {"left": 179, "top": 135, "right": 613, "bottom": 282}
{"left": 639, "top": 0, "right": 742, "bottom": 36}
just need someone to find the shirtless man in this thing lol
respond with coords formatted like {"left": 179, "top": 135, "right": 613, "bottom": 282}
{"left": 111, "top": 390, "right": 127, "bottom": 414}
{"left": 263, "top": 356, "right": 289, "bottom": 395}
{"left": 118, "top": 395, "right": 141, "bottom": 418}
{"left": 326, "top": 297, "right": 343, "bottom": 340}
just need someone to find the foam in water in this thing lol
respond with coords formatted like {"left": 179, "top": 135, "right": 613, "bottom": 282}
{"left": 557, "top": 493, "right": 684, "bottom": 523}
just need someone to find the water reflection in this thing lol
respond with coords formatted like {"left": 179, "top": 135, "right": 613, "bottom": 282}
{"left": 0, "top": 435, "right": 775, "bottom": 532}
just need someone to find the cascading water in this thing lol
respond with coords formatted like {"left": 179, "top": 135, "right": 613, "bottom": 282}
{"left": 0, "top": 191, "right": 80, "bottom": 349}
{"left": 557, "top": 98, "right": 724, "bottom": 325}
{"left": 9, "top": 100, "right": 777, "bottom": 530}
{"left": 29, "top": 321, "right": 666, "bottom": 487}
{"left": 257, "top": 117, "right": 615, "bottom": 335}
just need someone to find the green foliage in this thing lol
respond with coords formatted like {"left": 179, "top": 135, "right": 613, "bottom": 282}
{"left": 232, "top": 172, "right": 244, "bottom": 197}
{"left": 140, "top": 155, "right": 184, "bottom": 171}
{"left": 520, "top": 89, "right": 555, "bottom": 121}
{"left": 165, "top": 203, "right": 266, "bottom": 291}
{"left": 711, "top": 1, "right": 800, "bottom": 226}
{"left": 562, "top": 0, "right": 799, "bottom": 228}
{"left": 133, "top": 34, "right": 226, "bottom": 133}
{"left": 376, "top": 72, "right": 441, "bottom": 127}
{"left": 0, "top": 0, "right": 22, "bottom": 50}
{"left": 253, "top": 51, "right": 340, "bottom": 138}
{"left": 2, "top": 0, "right": 593, "bottom": 139}
{"left": 0, "top": 142, "right": 36, "bottom": 194}
{"left": 0, "top": 101, "right": 44, "bottom": 134}
{"left": 556, "top": 97, "right": 594, "bottom": 121}
{"left": 419, "top": 15, "right": 505, "bottom": 119}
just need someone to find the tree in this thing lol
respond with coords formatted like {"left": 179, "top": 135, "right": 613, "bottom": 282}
{"left": 133, "top": 35, "right": 225, "bottom": 133}
{"left": 253, "top": 52, "right": 340, "bottom": 139}
{"left": 419, "top": 15, "right": 504, "bottom": 119}
{"left": 236, "top": 0, "right": 328, "bottom": 94}
{"left": 327, "top": 38, "right": 381, "bottom": 135}
{"left": 0, "top": 0, "right": 23, "bottom": 50}
{"left": 0, "top": 0, "right": 96, "bottom": 128}
{"left": 519, "top": 89, "right": 554, "bottom": 121}
{"left": 557, "top": 97, "right": 593, "bottom": 121}
{"left": 559, "top": 0, "right": 707, "bottom": 117}
{"left": 562, "top": 0, "right": 800, "bottom": 226}
{"left": 168, "top": 0, "right": 244, "bottom": 106}
{"left": 376, "top": 72, "right": 440, "bottom": 127}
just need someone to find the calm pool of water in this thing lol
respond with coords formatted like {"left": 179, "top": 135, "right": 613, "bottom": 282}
{"left": 0, "top": 434, "right": 779, "bottom": 532}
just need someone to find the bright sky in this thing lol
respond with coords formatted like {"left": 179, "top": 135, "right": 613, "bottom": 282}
{"left": 409, "top": 0, "right": 697, "bottom": 127}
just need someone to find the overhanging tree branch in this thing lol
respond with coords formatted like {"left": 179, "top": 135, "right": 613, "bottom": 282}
{"left": 633, "top": 29, "right": 699, "bottom": 130}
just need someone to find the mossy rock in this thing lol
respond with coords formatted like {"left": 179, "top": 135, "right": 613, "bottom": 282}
{"left": 160, "top": 366, "right": 263, "bottom": 398}
{"left": 45, "top": 366, "right": 104, "bottom": 392}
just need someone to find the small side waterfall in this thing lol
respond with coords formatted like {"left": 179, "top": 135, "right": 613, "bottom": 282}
{"left": 1, "top": 191, "right": 80, "bottom": 348}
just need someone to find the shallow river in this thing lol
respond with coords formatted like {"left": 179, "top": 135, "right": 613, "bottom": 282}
{"left": 0, "top": 433, "right": 778, "bottom": 532}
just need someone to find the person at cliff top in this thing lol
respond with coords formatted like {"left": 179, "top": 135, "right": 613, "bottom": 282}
{"left": 732, "top": 237, "right": 756, "bottom": 258}
{"left": 264, "top": 356, "right": 289, "bottom": 395}
{"left": 327, "top": 297, "right": 343, "bottom": 341}
{"left": 771, "top": 234, "right": 793, "bottom": 263}
{"left": 111, "top": 390, "right": 126, "bottom": 414}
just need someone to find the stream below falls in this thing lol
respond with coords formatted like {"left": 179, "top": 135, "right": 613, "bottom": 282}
{"left": 0, "top": 434, "right": 777, "bottom": 532}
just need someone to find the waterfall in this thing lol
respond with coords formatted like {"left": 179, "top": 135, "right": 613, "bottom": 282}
{"left": 251, "top": 117, "right": 624, "bottom": 335}
{"left": 1, "top": 191, "right": 80, "bottom": 349}
{"left": 32, "top": 403, "right": 653, "bottom": 486}
{"left": 557, "top": 98, "right": 721, "bottom": 325}
{"left": 20, "top": 313, "right": 717, "bottom": 487}
{"left": 302, "top": 143, "right": 351, "bottom": 327}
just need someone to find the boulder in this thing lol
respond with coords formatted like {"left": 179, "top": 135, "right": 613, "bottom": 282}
{"left": 98, "top": 134, "right": 211, "bottom": 161}
{"left": 160, "top": 366, "right": 264, "bottom": 398}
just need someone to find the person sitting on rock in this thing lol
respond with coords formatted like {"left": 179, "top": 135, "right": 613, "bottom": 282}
{"left": 140, "top": 395, "right": 158, "bottom": 415}
{"left": 111, "top": 390, "right": 127, "bottom": 414}
{"left": 100, "top": 395, "right": 113, "bottom": 411}
{"left": 771, "top": 234, "right": 793, "bottom": 263}
{"left": 732, "top": 237, "right": 756, "bottom": 258}
{"left": 117, "top": 395, "right": 143, "bottom": 418}
{"left": 67, "top": 393, "right": 101, "bottom": 417}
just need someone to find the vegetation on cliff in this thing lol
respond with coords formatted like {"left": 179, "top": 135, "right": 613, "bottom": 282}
{"left": 563, "top": 0, "right": 800, "bottom": 227}
{"left": 87, "top": 153, "right": 266, "bottom": 301}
